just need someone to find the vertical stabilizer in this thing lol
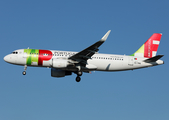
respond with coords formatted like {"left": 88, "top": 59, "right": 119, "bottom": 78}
{"left": 131, "top": 33, "right": 162, "bottom": 58}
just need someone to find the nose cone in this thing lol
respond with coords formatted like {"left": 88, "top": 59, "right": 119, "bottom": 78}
{"left": 4, "top": 54, "right": 16, "bottom": 64}
{"left": 4, "top": 55, "right": 10, "bottom": 62}
{"left": 4, "top": 54, "right": 18, "bottom": 64}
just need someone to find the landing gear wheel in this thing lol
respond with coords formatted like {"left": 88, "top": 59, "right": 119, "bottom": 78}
{"left": 22, "top": 71, "right": 26, "bottom": 75}
{"left": 77, "top": 71, "right": 82, "bottom": 76}
{"left": 23, "top": 65, "right": 27, "bottom": 75}
{"left": 76, "top": 76, "right": 81, "bottom": 82}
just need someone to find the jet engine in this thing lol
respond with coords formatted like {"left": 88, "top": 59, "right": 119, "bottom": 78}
{"left": 51, "top": 68, "right": 72, "bottom": 77}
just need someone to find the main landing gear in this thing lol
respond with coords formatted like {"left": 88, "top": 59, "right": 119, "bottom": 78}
{"left": 22, "top": 65, "right": 27, "bottom": 75}
{"left": 75, "top": 71, "right": 82, "bottom": 82}
{"left": 76, "top": 76, "right": 81, "bottom": 82}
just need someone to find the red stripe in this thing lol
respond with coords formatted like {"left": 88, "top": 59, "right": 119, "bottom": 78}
{"left": 38, "top": 50, "right": 53, "bottom": 66}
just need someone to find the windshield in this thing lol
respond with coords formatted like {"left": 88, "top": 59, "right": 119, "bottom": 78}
{"left": 11, "top": 51, "right": 18, "bottom": 54}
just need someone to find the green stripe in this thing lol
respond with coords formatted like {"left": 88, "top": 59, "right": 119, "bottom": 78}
{"left": 24, "top": 49, "right": 39, "bottom": 65}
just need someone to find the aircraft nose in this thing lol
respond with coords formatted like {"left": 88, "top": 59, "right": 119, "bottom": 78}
{"left": 4, "top": 55, "right": 10, "bottom": 63}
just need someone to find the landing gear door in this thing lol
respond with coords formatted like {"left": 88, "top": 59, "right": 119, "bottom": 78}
{"left": 128, "top": 57, "right": 134, "bottom": 66}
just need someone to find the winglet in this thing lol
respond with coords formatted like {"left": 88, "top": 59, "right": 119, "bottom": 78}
{"left": 101, "top": 30, "right": 111, "bottom": 41}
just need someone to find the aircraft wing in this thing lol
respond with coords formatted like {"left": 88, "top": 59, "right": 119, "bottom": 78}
{"left": 68, "top": 30, "right": 111, "bottom": 65}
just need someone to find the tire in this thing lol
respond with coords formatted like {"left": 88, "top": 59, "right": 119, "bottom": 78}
{"left": 76, "top": 76, "right": 81, "bottom": 82}
{"left": 22, "top": 71, "right": 26, "bottom": 75}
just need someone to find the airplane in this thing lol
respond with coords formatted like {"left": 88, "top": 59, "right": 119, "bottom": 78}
{"left": 4, "top": 30, "right": 164, "bottom": 82}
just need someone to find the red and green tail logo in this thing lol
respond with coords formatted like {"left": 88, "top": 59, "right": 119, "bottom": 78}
{"left": 131, "top": 33, "right": 162, "bottom": 58}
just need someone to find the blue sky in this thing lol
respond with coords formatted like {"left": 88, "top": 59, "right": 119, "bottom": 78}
{"left": 0, "top": 0, "right": 169, "bottom": 120}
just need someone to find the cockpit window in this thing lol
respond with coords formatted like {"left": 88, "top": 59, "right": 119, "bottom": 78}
{"left": 12, "top": 51, "right": 18, "bottom": 54}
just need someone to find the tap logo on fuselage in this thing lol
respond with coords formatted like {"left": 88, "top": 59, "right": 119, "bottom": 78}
{"left": 24, "top": 49, "right": 53, "bottom": 66}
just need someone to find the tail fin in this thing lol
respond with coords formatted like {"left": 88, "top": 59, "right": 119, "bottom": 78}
{"left": 131, "top": 33, "right": 162, "bottom": 58}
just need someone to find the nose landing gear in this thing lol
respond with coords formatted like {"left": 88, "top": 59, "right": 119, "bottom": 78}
{"left": 22, "top": 65, "right": 27, "bottom": 75}
{"left": 22, "top": 71, "right": 26, "bottom": 75}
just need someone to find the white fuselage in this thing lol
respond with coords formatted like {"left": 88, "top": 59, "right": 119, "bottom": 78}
{"left": 3, "top": 31, "right": 164, "bottom": 82}
{"left": 4, "top": 49, "right": 164, "bottom": 72}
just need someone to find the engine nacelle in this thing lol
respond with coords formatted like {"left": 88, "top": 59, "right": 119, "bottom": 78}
{"left": 52, "top": 59, "right": 69, "bottom": 68}
{"left": 51, "top": 68, "right": 72, "bottom": 77}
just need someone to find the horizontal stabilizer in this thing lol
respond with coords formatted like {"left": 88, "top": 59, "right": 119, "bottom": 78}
{"left": 144, "top": 55, "right": 164, "bottom": 62}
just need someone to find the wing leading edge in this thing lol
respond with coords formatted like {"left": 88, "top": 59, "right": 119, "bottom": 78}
{"left": 68, "top": 30, "right": 111, "bottom": 64}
